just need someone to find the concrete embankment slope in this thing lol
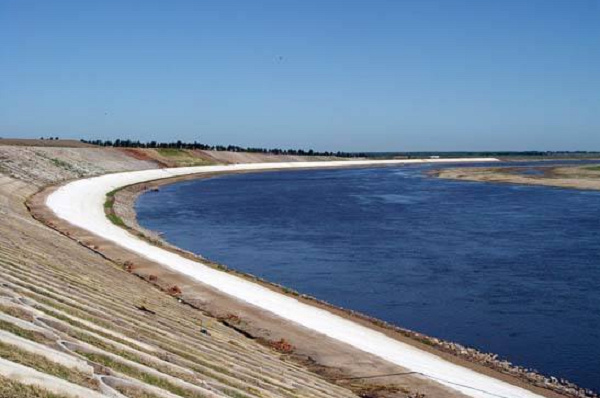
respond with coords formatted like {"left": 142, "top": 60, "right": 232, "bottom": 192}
{"left": 44, "top": 158, "right": 558, "bottom": 398}
{"left": 0, "top": 147, "right": 367, "bottom": 398}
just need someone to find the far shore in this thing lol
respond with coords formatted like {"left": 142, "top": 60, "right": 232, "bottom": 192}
{"left": 433, "top": 164, "right": 600, "bottom": 191}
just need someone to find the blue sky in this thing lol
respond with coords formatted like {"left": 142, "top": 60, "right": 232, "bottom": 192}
{"left": 1, "top": 0, "right": 599, "bottom": 151}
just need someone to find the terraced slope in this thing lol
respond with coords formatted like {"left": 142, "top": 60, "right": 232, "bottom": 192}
{"left": 0, "top": 147, "right": 358, "bottom": 398}
{"left": 118, "top": 148, "right": 343, "bottom": 168}
{"left": 0, "top": 146, "right": 157, "bottom": 186}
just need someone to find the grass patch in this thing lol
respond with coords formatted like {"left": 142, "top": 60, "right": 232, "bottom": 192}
{"left": 0, "top": 341, "right": 99, "bottom": 390}
{"left": 0, "top": 319, "right": 52, "bottom": 345}
{"left": 0, "top": 376, "right": 70, "bottom": 398}
{"left": 104, "top": 195, "right": 115, "bottom": 210}
{"left": 154, "top": 148, "right": 211, "bottom": 166}
{"left": 50, "top": 158, "right": 72, "bottom": 170}
{"left": 585, "top": 166, "right": 600, "bottom": 171}
{"left": 107, "top": 213, "right": 126, "bottom": 227}
{"left": 80, "top": 352, "right": 207, "bottom": 398}
{"left": 104, "top": 188, "right": 127, "bottom": 226}
{"left": 156, "top": 148, "right": 187, "bottom": 157}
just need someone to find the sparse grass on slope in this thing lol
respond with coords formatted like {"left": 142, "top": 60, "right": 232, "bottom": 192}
{"left": 0, "top": 303, "right": 35, "bottom": 322}
{"left": 0, "top": 376, "right": 70, "bottom": 398}
{"left": 0, "top": 341, "right": 99, "bottom": 390}
{"left": 79, "top": 352, "right": 208, "bottom": 398}
{"left": 153, "top": 148, "right": 213, "bottom": 167}
{"left": 0, "top": 168, "right": 359, "bottom": 398}
{"left": 0, "top": 319, "right": 52, "bottom": 345}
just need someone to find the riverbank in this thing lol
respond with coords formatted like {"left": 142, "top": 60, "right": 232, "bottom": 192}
{"left": 433, "top": 165, "right": 600, "bottom": 191}
{"left": 0, "top": 147, "right": 365, "bottom": 398}
{"left": 1, "top": 144, "right": 595, "bottom": 397}
{"left": 37, "top": 159, "right": 596, "bottom": 398}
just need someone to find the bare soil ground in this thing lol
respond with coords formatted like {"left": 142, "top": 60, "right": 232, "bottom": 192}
{"left": 116, "top": 148, "right": 346, "bottom": 168}
{"left": 434, "top": 165, "right": 600, "bottom": 191}
{"left": 0, "top": 146, "right": 156, "bottom": 186}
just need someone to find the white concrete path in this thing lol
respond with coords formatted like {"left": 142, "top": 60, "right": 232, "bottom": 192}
{"left": 47, "top": 159, "right": 546, "bottom": 398}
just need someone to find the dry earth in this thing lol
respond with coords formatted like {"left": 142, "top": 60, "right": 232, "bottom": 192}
{"left": 434, "top": 165, "right": 600, "bottom": 191}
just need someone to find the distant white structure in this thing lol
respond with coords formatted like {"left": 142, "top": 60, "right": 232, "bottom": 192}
{"left": 429, "top": 155, "right": 440, "bottom": 159}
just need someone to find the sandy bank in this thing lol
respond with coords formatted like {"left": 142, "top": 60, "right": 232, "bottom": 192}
{"left": 41, "top": 158, "right": 586, "bottom": 398}
{"left": 434, "top": 165, "right": 600, "bottom": 191}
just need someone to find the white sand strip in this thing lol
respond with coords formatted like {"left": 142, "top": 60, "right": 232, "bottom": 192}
{"left": 46, "top": 158, "right": 545, "bottom": 398}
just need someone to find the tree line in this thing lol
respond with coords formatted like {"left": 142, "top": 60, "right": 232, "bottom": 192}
{"left": 80, "top": 139, "right": 368, "bottom": 158}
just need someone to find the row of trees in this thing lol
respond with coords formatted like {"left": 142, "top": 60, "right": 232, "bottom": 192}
{"left": 80, "top": 139, "right": 368, "bottom": 158}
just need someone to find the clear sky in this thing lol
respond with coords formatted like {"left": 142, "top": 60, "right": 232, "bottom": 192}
{"left": 1, "top": 0, "right": 599, "bottom": 151}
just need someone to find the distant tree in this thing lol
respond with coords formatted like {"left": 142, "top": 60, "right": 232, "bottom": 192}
{"left": 81, "top": 138, "right": 367, "bottom": 158}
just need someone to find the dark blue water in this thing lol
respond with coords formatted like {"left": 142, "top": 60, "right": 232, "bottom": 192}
{"left": 137, "top": 162, "right": 600, "bottom": 391}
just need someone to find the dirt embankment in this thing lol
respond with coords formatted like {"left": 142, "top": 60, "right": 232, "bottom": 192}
{"left": 118, "top": 147, "right": 347, "bottom": 168}
{"left": 0, "top": 144, "right": 337, "bottom": 185}
{"left": 0, "top": 146, "right": 156, "bottom": 186}
{"left": 434, "top": 165, "right": 600, "bottom": 191}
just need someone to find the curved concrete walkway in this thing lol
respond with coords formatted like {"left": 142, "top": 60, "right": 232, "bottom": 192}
{"left": 46, "top": 158, "right": 546, "bottom": 398}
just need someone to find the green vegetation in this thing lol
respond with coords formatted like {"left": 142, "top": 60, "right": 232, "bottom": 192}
{"left": 0, "top": 376, "right": 70, "bottom": 398}
{"left": 155, "top": 148, "right": 187, "bottom": 157}
{"left": 153, "top": 148, "right": 212, "bottom": 166}
{"left": 585, "top": 166, "right": 600, "bottom": 171}
{"left": 0, "top": 341, "right": 99, "bottom": 390}
{"left": 104, "top": 189, "right": 127, "bottom": 227}
{"left": 50, "top": 158, "right": 72, "bottom": 170}
{"left": 107, "top": 213, "right": 126, "bottom": 227}
{"left": 81, "top": 138, "right": 364, "bottom": 157}
{"left": 104, "top": 196, "right": 114, "bottom": 210}
{"left": 79, "top": 352, "right": 207, "bottom": 398}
